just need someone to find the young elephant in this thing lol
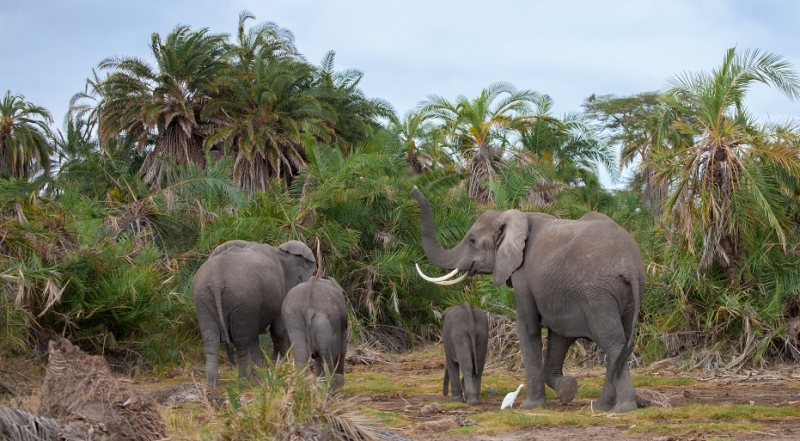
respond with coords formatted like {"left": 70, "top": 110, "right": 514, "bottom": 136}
{"left": 442, "top": 302, "right": 489, "bottom": 405}
{"left": 282, "top": 276, "right": 349, "bottom": 388}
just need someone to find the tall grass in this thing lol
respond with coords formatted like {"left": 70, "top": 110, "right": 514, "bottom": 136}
{"left": 221, "top": 359, "right": 395, "bottom": 440}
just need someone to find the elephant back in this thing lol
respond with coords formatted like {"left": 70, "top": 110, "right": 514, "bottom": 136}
{"left": 208, "top": 240, "right": 252, "bottom": 258}
{"left": 283, "top": 276, "right": 348, "bottom": 332}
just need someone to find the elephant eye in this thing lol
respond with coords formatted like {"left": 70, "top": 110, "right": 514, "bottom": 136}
{"left": 469, "top": 238, "right": 476, "bottom": 246}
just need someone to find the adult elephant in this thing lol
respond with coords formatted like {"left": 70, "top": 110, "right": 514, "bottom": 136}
{"left": 192, "top": 240, "right": 316, "bottom": 388}
{"left": 282, "top": 276, "right": 349, "bottom": 389}
{"left": 412, "top": 187, "right": 644, "bottom": 412}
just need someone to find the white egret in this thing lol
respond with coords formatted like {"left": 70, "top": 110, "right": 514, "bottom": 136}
{"left": 500, "top": 384, "right": 524, "bottom": 409}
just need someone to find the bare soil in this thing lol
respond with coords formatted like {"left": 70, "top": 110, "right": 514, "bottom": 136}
{"left": 349, "top": 351, "right": 800, "bottom": 441}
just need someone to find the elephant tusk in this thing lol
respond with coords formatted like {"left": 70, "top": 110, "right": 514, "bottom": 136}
{"left": 432, "top": 272, "right": 470, "bottom": 286}
{"left": 415, "top": 264, "right": 461, "bottom": 282}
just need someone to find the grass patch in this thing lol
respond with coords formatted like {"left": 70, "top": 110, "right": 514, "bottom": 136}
{"left": 359, "top": 409, "right": 409, "bottom": 428}
{"left": 438, "top": 402, "right": 800, "bottom": 436}
{"left": 471, "top": 409, "right": 601, "bottom": 432}
{"left": 162, "top": 404, "right": 219, "bottom": 440}
{"left": 632, "top": 403, "right": 800, "bottom": 422}
{"left": 628, "top": 422, "right": 762, "bottom": 435}
{"left": 344, "top": 372, "right": 441, "bottom": 395}
{"left": 578, "top": 374, "right": 696, "bottom": 390}
{"left": 439, "top": 401, "right": 472, "bottom": 410}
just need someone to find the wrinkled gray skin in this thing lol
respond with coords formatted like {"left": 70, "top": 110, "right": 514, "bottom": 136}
{"left": 413, "top": 187, "right": 644, "bottom": 412}
{"left": 282, "top": 276, "right": 348, "bottom": 389}
{"left": 442, "top": 302, "right": 488, "bottom": 405}
{"left": 192, "top": 240, "right": 316, "bottom": 388}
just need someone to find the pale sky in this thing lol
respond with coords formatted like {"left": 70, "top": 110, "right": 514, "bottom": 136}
{"left": 2, "top": 0, "right": 799, "bottom": 186}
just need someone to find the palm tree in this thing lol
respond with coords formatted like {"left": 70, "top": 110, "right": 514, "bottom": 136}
{"left": 97, "top": 25, "right": 229, "bottom": 187}
{"left": 583, "top": 92, "right": 676, "bottom": 216}
{"left": 0, "top": 91, "right": 53, "bottom": 180}
{"left": 419, "top": 82, "right": 540, "bottom": 203}
{"left": 652, "top": 47, "right": 800, "bottom": 283}
{"left": 313, "top": 51, "right": 396, "bottom": 151}
{"left": 205, "top": 53, "right": 331, "bottom": 192}
{"left": 227, "top": 10, "right": 299, "bottom": 68}
{"left": 390, "top": 110, "right": 454, "bottom": 175}
{"left": 517, "top": 95, "right": 617, "bottom": 206}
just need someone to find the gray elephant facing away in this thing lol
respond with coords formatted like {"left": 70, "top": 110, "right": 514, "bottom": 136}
{"left": 192, "top": 240, "right": 316, "bottom": 388}
{"left": 282, "top": 276, "right": 349, "bottom": 388}
{"left": 442, "top": 301, "right": 488, "bottom": 405}
{"left": 412, "top": 187, "right": 644, "bottom": 412}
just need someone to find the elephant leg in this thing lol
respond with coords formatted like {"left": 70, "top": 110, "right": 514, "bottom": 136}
{"left": 234, "top": 340, "right": 253, "bottom": 382}
{"left": 249, "top": 339, "right": 263, "bottom": 372}
{"left": 335, "top": 331, "right": 348, "bottom": 376}
{"left": 224, "top": 343, "right": 236, "bottom": 368}
{"left": 475, "top": 374, "right": 483, "bottom": 404}
{"left": 287, "top": 328, "right": 310, "bottom": 368}
{"left": 544, "top": 330, "right": 578, "bottom": 405}
{"left": 331, "top": 337, "right": 347, "bottom": 390}
{"left": 313, "top": 318, "right": 338, "bottom": 379}
{"left": 587, "top": 314, "right": 636, "bottom": 412}
{"left": 612, "top": 361, "right": 636, "bottom": 412}
{"left": 446, "top": 359, "right": 464, "bottom": 402}
{"left": 269, "top": 315, "right": 290, "bottom": 361}
{"left": 313, "top": 356, "right": 325, "bottom": 377}
{"left": 459, "top": 358, "right": 480, "bottom": 405}
{"left": 319, "top": 347, "right": 336, "bottom": 379}
{"left": 199, "top": 323, "right": 222, "bottom": 389}
{"left": 514, "top": 284, "right": 547, "bottom": 409}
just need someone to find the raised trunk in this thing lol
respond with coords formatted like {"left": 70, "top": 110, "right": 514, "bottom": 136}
{"left": 412, "top": 187, "right": 460, "bottom": 270}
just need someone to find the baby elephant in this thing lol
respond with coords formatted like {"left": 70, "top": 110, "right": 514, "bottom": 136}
{"left": 282, "top": 276, "right": 349, "bottom": 388}
{"left": 442, "top": 302, "right": 489, "bottom": 405}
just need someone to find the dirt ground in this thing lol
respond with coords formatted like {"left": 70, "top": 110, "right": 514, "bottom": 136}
{"left": 3, "top": 349, "right": 800, "bottom": 440}
{"left": 349, "top": 351, "right": 800, "bottom": 441}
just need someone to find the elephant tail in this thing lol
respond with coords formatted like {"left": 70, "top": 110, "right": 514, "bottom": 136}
{"left": 612, "top": 272, "right": 641, "bottom": 379}
{"left": 213, "top": 286, "right": 235, "bottom": 366}
{"left": 215, "top": 287, "right": 231, "bottom": 346}
{"left": 304, "top": 309, "right": 316, "bottom": 363}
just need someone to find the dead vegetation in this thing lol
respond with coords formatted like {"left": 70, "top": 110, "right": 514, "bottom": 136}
{"left": 0, "top": 406, "right": 64, "bottom": 441}
{"left": 39, "top": 338, "right": 167, "bottom": 441}
{"left": 148, "top": 381, "right": 226, "bottom": 409}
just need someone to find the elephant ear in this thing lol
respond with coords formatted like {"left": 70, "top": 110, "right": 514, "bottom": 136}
{"left": 493, "top": 210, "right": 529, "bottom": 287}
{"left": 279, "top": 240, "right": 316, "bottom": 263}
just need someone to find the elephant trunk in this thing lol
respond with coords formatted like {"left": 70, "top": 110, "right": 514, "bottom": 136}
{"left": 412, "top": 187, "right": 460, "bottom": 270}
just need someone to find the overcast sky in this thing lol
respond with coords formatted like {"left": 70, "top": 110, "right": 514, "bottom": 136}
{"left": 3, "top": 0, "right": 800, "bottom": 186}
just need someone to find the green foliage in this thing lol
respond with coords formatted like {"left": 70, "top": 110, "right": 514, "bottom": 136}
{"left": 0, "top": 90, "right": 53, "bottom": 181}
{"left": 4, "top": 11, "right": 800, "bottom": 373}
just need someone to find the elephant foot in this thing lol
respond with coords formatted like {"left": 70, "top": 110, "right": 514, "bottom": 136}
{"left": 592, "top": 397, "right": 637, "bottom": 413}
{"left": 611, "top": 400, "right": 638, "bottom": 413}
{"left": 466, "top": 398, "right": 479, "bottom": 406}
{"left": 519, "top": 397, "right": 547, "bottom": 409}
{"left": 557, "top": 376, "right": 578, "bottom": 405}
{"left": 450, "top": 395, "right": 465, "bottom": 403}
{"left": 331, "top": 374, "right": 345, "bottom": 390}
